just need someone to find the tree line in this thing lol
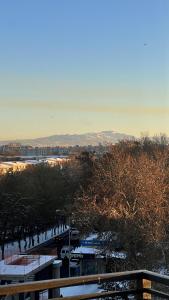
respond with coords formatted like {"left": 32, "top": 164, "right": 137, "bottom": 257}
{"left": 0, "top": 157, "right": 90, "bottom": 259}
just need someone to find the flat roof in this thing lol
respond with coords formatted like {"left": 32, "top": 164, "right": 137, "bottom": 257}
{"left": 71, "top": 246, "right": 126, "bottom": 259}
{"left": 0, "top": 255, "right": 61, "bottom": 280}
{"left": 71, "top": 246, "right": 100, "bottom": 255}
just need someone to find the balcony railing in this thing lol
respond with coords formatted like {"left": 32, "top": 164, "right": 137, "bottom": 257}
{"left": 1, "top": 270, "right": 169, "bottom": 300}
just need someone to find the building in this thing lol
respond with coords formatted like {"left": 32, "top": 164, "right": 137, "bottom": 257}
{"left": 0, "top": 157, "right": 70, "bottom": 174}
{"left": 0, "top": 254, "right": 62, "bottom": 300}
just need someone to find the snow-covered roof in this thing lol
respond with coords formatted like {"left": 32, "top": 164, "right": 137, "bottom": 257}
{"left": 82, "top": 232, "right": 117, "bottom": 242}
{"left": 0, "top": 255, "right": 61, "bottom": 280}
{"left": 108, "top": 251, "right": 127, "bottom": 259}
{"left": 85, "top": 233, "right": 98, "bottom": 241}
{"left": 0, "top": 162, "right": 15, "bottom": 166}
{"left": 71, "top": 246, "right": 126, "bottom": 259}
{"left": 71, "top": 246, "right": 101, "bottom": 255}
{"left": 24, "top": 160, "right": 39, "bottom": 164}
{"left": 0, "top": 164, "right": 11, "bottom": 168}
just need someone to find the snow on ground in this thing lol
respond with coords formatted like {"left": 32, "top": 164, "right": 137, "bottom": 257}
{"left": 0, "top": 226, "right": 68, "bottom": 261}
{"left": 60, "top": 283, "right": 104, "bottom": 297}
{"left": 39, "top": 284, "right": 104, "bottom": 300}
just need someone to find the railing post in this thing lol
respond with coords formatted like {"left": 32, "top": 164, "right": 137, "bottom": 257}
{"left": 136, "top": 277, "right": 151, "bottom": 300}
{"left": 143, "top": 279, "right": 151, "bottom": 300}
{"left": 48, "top": 260, "right": 62, "bottom": 298}
{"left": 136, "top": 277, "right": 143, "bottom": 300}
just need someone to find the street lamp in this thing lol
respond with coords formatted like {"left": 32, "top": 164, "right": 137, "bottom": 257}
{"left": 68, "top": 214, "right": 71, "bottom": 277}
{"left": 55, "top": 209, "right": 71, "bottom": 277}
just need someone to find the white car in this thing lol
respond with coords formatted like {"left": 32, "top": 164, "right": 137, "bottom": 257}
{"left": 60, "top": 246, "right": 74, "bottom": 259}
{"left": 70, "top": 229, "right": 80, "bottom": 241}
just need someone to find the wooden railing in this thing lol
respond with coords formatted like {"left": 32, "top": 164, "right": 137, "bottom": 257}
{"left": 1, "top": 270, "right": 169, "bottom": 299}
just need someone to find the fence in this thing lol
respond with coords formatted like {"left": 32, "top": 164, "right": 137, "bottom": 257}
{"left": 1, "top": 270, "right": 169, "bottom": 299}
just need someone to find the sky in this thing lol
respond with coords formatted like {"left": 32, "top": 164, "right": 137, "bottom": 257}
{"left": 0, "top": 0, "right": 169, "bottom": 140}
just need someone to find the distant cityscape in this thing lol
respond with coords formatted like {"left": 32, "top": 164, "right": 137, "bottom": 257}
{"left": 0, "top": 142, "right": 106, "bottom": 157}
{"left": 0, "top": 142, "right": 106, "bottom": 174}
{"left": 0, "top": 142, "right": 72, "bottom": 156}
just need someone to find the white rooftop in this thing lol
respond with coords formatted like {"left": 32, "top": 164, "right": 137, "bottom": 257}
{"left": 71, "top": 246, "right": 126, "bottom": 259}
{"left": 71, "top": 246, "right": 101, "bottom": 255}
{"left": 109, "top": 251, "right": 127, "bottom": 259}
{"left": 0, "top": 255, "right": 61, "bottom": 280}
{"left": 85, "top": 233, "right": 98, "bottom": 241}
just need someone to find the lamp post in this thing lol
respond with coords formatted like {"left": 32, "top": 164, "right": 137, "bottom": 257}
{"left": 68, "top": 214, "right": 71, "bottom": 277}
{"left": 56, "top": 209, "right": 71, "bottom": 277}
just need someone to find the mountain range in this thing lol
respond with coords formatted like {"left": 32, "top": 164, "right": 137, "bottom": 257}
{"left": 0, "top": 131, "right": 135, "bottom": 147}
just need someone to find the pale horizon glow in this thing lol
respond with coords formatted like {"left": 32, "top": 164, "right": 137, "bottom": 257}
{"left": 0, "top": 0, "right": 169, "bottom": 140}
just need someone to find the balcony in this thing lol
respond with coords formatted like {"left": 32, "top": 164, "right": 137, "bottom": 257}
{"left": 0, "top": 270, "right": 169, "bottom": 300}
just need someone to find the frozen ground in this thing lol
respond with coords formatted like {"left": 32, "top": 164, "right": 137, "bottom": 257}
{"left": 0, "top": 226, "right": 68, "bottom": 261}
{"left": 61, "top": 283, "right": 104, "bottom": 297}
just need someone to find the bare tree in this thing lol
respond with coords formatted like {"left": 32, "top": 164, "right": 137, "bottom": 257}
{"left": 74, "top": 142, "right": 169, "bottom": 270}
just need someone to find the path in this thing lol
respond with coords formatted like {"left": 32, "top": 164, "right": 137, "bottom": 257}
{"left": 0, "top": 225, "right": 69, "bottom": 261}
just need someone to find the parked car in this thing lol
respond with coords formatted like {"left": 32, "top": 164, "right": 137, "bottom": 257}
{"left": 70, "top": 228, "right": 80, "bottom": 241}
{"left": 60, "top": 245, "right": 74, "bottom": 259}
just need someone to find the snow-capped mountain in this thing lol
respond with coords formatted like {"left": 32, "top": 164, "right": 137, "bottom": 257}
{"left": 0, "top": 131, "right": 135, "bottom": 147}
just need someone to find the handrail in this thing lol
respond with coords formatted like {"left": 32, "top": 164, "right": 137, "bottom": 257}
{"left": 144, "top": 288, "right": 169, "bottom": 299}
{"left": 0, "top": 270, "right": 143, "bottom": 295}
{"left": 1, "top": 270, "right": 169, "bottom": 299}
{"left": 143, "top": 270, "right": 169, "bottom": 286}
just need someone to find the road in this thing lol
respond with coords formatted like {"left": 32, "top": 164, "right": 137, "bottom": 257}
{"left": 0, "top": 225, "right": 69, "bottom": 261}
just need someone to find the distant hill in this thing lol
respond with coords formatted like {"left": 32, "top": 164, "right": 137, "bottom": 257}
{"left": 0, "top": 131, "right": 135, "bottom": 147}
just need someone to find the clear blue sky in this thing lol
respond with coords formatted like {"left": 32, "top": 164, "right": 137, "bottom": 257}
{"left": 0, "top": 0, "right": 169, "bottom": 139}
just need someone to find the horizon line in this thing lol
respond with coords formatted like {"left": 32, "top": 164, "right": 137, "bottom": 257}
{"left": 0, "top": 130, "right": 168, "bottom": 143}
